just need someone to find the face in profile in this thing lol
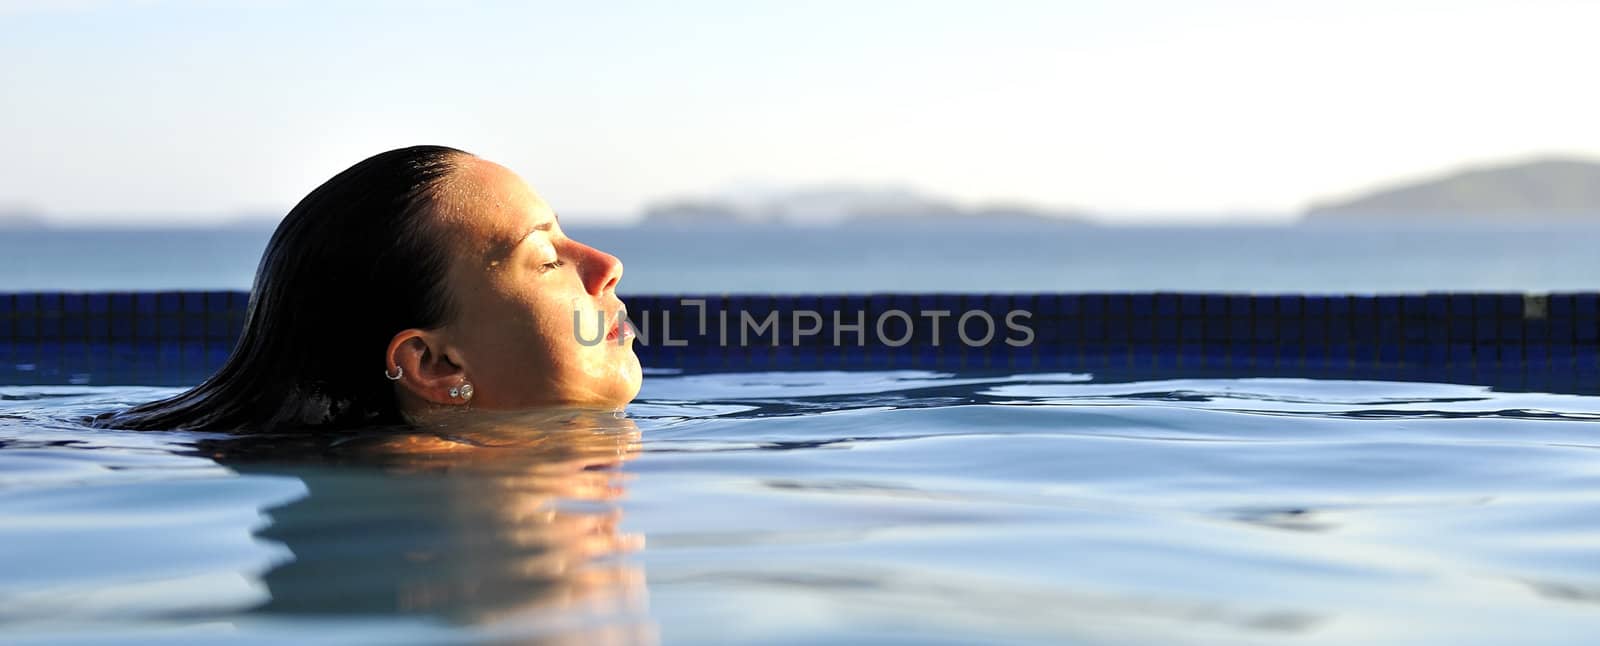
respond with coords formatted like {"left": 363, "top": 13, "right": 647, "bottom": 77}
{"left": 391, "top": 156, "right": 642, "bottom": 415}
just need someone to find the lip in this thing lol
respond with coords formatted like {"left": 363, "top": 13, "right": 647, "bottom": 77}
{"left": 605, "top": 309, "right": 635, "bottom": 342}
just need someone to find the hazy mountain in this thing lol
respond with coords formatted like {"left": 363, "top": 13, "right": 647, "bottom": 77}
{"left": 0, "top": 206, "right": 47, "bottom": 229}
{"left": 640, "top": 185, "right": 1086, "bottom": 227}
{"left": 1306, "top": 157, "right": 1600, "bottom": 219}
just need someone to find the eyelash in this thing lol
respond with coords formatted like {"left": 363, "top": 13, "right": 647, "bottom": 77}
{"left": 538, "top": 260, "right": 566, "bottom": 273}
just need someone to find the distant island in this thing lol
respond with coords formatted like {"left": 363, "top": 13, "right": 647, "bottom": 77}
{"left": 1306, "top": 156, "right": 1600, "bottom": 219}
{"left": 0, "top": 206, "right": 47, "bottom": 229}
{"left": 639, "top": 184, "right": 1087, "bottom": 227}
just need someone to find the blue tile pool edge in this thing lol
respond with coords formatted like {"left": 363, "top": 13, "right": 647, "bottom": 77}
{"left": 1, "top": 291, "right": 1595, "bottom": 392}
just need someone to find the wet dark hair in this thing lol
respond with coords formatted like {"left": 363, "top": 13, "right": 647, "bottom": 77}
{"left": 94, "top": 145, "right": 471, "bottom": 432}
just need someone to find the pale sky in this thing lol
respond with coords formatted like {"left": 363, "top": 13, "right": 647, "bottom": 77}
{"left": 2, "top": 0, "right": 1598, "bottom": 223}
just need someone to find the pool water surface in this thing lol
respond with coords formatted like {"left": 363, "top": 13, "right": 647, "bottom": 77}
{"left": 5, "top": 370, "right": 1600, "bottom": 644}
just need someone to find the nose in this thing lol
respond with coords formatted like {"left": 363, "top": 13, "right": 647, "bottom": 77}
{"left": 575, "top": 240, "right": 623, "bottom": 296}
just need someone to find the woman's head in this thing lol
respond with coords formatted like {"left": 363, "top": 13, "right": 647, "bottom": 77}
{"left": 385, "top": 155, "right": 641, "bottom": 416}
{"left": 98, "top": 145, "right": 640, "bottom": 432}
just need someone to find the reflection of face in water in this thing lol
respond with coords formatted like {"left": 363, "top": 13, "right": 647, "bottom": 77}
{"left": 205, "top": 410, "right": 653, "bottom": 641}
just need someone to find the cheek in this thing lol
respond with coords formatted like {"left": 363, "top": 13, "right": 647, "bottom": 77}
{"left": 566, "top": 304, "right": 643, "bottom": 401}
{"left": 463, "top": 287, "right": 639, "bottom": 404}
{"left": 461, "top": 293, "right": 569, "bottom": 378}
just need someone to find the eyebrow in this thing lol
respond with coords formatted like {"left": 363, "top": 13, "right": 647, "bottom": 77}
{"left": 486, "top": 217, "right": 557, "bottom": 263}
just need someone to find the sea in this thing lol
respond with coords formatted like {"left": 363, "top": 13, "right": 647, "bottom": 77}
{"left": 3, "top": 220, "right": 1599, "bottom": 294}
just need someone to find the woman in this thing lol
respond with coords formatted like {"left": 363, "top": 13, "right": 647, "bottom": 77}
{"left": 95, "top": 145, "right": 642, "bottom": 432}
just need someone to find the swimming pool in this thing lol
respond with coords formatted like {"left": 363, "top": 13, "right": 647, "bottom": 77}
{"left": 7, "top": 369, "right": 1600, "bottom": 644}
{"left": 5, "top": 290, "right": 1600, "bottom": 644}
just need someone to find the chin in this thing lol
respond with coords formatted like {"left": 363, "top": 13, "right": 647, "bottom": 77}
{"left": 617, "top": 358, "right": 643, "bottom": 403}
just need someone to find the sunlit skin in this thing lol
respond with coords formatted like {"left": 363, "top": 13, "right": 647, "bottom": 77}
{"left": 385, "top": 156, "right": 642, "bottom": 419}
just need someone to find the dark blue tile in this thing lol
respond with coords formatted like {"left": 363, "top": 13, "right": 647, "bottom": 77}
{"left": 63, "top": 312, "right": 86, "bottom": 338}
{"left": 206, "top": 291, "right": 232, "bottom": 313}
{"left": 1126, "top": 294, "right": 1152, "bottom": 316}
{"left": 1254, "top": 319, "right": 1277, "bottom": 341}
{"left": 1578, "top": 322, "right": 1599, "bottom": 343}
{"left": 37, "top": 310, "right": 60, "bottom": 340}
{"left": 1325, "top": 317, "right": 1351, "bottom": 341}
{"left": 1228, "top": 295, "right": 1252, "bottom": 317}
{"left": 1303, "top": 319, "right": 1327, "bottom": 342}
{"left": 1403, "top": 320, "right": 1427, "bottom": 341}
{"left": 1476, "top": 319, "right": 1498, "bottom": 341}
{"left": 1524, "top": 345, "right": 1549, "bottom": 368}
{"left": 1542, "top": 318, "right": 1568, "bottom": 343}
{"left": 175, "top": 292, "right": 201, "bottom": 315}
{"left": 182, "top": 312, "right": 207, "bottom": 338}
{"left": 1303, "top": 296, "right": 1330, "bottom": 317}
{"left": 1499, "top": 321, "right": 1524, "bottom": 342}
{"left": 1425, "top": 295, "right": 1449, "bottom": 318}
{"left": 207, "top": 314, "right": 234, "bottom": 340}
{"left": 1180, "top": 295, "right": 1204, "bottom": 316}
{"left": 1525, "top": 319, "right": 1549, "bottom": 342}
{"left": 1154, "top": 318, "right": 1179, "bottom": 341}
{"left": 1181, "top": 319, "right": 1204, "bottom": 342}
{"left": 1327, "top": 297, "right": 1351, "bottom": 316}
{"left": 1377, "top": 319, "right": 1401, "bottom": 341}
{"left": 1204, "top": 318, "right": 1230, "bottom": 342}
{"left": 1034, "top": 295, "right": 1060, "bottom": 317}
{"left": 1497, "top": 295, "right": 1523, "bottom": 317}
{"left": 1576, "top": 349, "right": 1600, "bottom": 373}
{"left": 1376, "top": 296, "right": 1402, "bottom": 317}
{"left": 1401, "top": 295, "right": 1427, "bottom": 317}
{"left": 1107, "top": 296, "right": 1132, "bottom": 316}
{"left": 1576, "top": 294, "right": 1598, "bottom": 317}
{"left": 1097, "top": 317, "right": 1127, "bottom": 343}
{"left": 1472, "top": 295, "right": 1498, "bottom": 317}
{"left": 1549, "top": 342, "right": 1575, "bottom": 361}
{"left": 1081, "top": 295, "right": 1103, "bottom": 316}
{"left": 1158, "top": 295, "right": 1184, "bottom": 318}
{"left": 1277, "top": 296, "right": 1303, "bottom": 317}
{"left": 1121, "top": 319, "right": 1146, "bottom": 341}
{"left": 1082, "top": 319, "right": 1106, "bottom": 341}
{"left": 1278, "top": 319, "right": 1304, "bottom": 342}
{"left": 1404, "top": 345, "right": 1427, "bottom": 365}
{"left": 1059, "top": 295, "right": 1081, "bottom": 316}
{"left": 1352, "top": 298, "right": 1375, "bottom": 317}
{"left": 1549, "top": 294, "right": 1575, "bottom": 317}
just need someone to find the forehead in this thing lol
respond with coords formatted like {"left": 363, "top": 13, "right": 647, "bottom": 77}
{"left": 443, "top": 157, "right": 556, "bottom": 250}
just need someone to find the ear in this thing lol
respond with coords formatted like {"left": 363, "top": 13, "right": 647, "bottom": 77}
{"left": 386, "top": 328, "right": 467, "bottom": 406}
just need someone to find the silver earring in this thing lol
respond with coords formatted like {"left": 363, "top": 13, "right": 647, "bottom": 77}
{"left": 449, "top": 382, "right": 474, "bottom": 402}
{"left": 384, "top": 365, "right": 403, "bottom": 380}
